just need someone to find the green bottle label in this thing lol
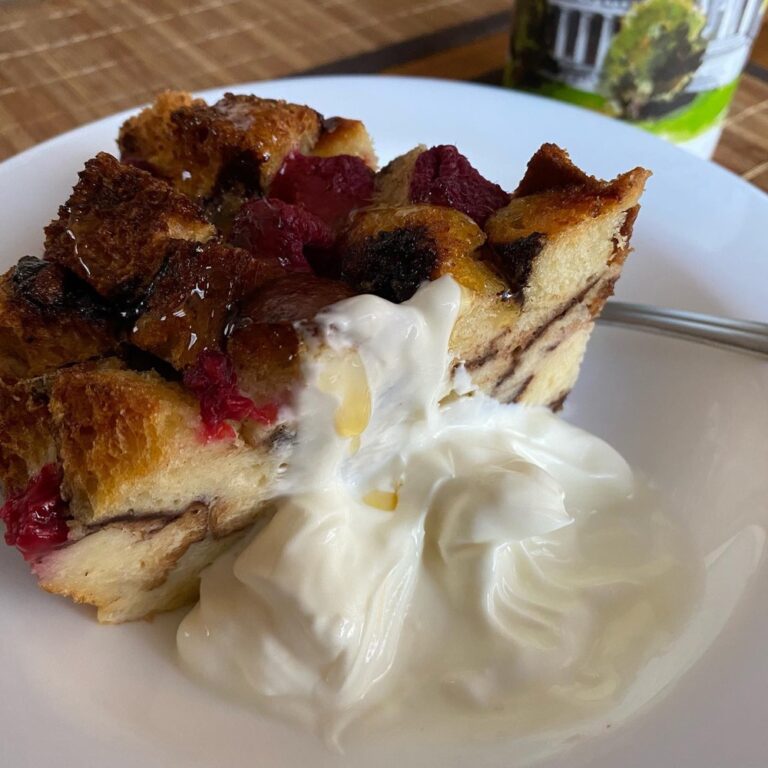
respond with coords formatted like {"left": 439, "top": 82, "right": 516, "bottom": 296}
{"left": 505, "top": 0, "right": 766, "bottom": 154}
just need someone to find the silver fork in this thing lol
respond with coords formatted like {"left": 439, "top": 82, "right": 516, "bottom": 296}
{"left": 599, "top": 302, "right": 768, "bottom": 359}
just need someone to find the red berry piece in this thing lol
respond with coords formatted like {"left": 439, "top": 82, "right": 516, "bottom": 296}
{"left": 184, "top": 349, "right": 278, "bottom": 442}
{"left": 0, "top": 464, "right": 70, "bottom": 560}
{"left": 231, "top": 198, "right": 334, "bottom": 273}
{"left": 410, "top": 145, "right": 509, "bottom": 226}
{"left": 270, "top": 153, "right": 374, "bottom": 227}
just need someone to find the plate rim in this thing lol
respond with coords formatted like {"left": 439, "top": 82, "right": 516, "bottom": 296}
{"left": 1, "top": 73, "right": 767, "bottom": 768}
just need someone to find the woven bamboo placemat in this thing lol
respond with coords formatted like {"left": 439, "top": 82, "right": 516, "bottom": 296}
{"left": 1, "top": 0, "right": 766, "bottom": 191}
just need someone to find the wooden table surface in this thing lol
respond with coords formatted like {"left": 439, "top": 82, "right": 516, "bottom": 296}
{"left": 0, "top": 0, "right": 766, "bottom": 191}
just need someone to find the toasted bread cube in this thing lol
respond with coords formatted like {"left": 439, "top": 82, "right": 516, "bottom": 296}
{"left": 119, "top": 92, "right": 323, "bottom": 200}
{"left": 310, "top": 117, "right": 378, "bottom": 170}
{"left": 485, "top": 144, "right": 649, "bottom": 330}
{"left": 130, "top": 241, "right": 262, "bottom": 370}
{"left": 229, "top": 323, "right": 302, "bottom": 408}
{"left": 0, "top": 258, "right": 115, "bottom": 382}
{"left": 512, "top": 141, "right": 605, "bottom": 197}
{"left": 228, "top": 274, "right": 354, "bottom": 405}
{"left": 49, "top": 365, "right": 285, "bottom": 528}
{"left": 461, "top": 145, "right": 649, "bottom": 404}
{"left": 44, "top": 153, "right": 214, "bottom": 302}
{"left": 115, "top": 90, "right": 205, "bottom": 172}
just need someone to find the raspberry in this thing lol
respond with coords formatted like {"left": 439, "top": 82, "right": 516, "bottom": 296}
{"left": 410, "top": 145, "right": 509, "bottom": 226}
{"left": 231, "top": 198, "right": 334, "bottom": 273}
{"left": 0, "top": 464, "right": 70, "bottom": 560}
{"left": 184, "top": 349, "right": 278, "bottom": 441}
{"left": 270, "top": 153, "right": 374, "bottom": 227}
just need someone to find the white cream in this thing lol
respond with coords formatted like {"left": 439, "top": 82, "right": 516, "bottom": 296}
{"left": 178, "top": 277, "right": 697, "bottom": 746}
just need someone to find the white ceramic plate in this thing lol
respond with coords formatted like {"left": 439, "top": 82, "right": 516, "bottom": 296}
{"left": 1, "top": 76, "right": 766, "bottom": 768}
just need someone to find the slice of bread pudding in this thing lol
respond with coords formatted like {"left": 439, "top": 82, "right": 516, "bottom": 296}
{"left": 0, "top": 91, "right": 649, "bottom": 622}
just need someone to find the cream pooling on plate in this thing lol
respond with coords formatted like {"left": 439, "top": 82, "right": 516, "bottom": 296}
{"left": 178, "top": 277, "right": 696, "bottom": 743}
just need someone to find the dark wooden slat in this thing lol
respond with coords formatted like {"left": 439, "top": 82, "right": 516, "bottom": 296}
{"left": 745, "top": 62, "right": 768, "bottom": 82}
{"left": 300, "top": 11, "right": 510, "bottom": 75}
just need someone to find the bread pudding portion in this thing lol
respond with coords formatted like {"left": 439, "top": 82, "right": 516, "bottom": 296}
{"left": 0, "top": 91, "right": 649, "bottom": 622}
{"left": 45, "top": 152, "right": 216, "bottom": 302}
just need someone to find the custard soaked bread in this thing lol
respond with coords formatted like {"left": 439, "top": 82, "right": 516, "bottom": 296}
{"left": 369, "top": 142, "right": 647, "bottom": 405}
{"left": 0, "top": 91, "right": 648, "bottom": 622}
{"left": 479, "top": 144, "right": 646, "bottom": 405}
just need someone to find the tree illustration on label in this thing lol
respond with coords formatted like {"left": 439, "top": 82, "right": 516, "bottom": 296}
{"left": 600, "top": 0, "right": 708, "bottom": 120}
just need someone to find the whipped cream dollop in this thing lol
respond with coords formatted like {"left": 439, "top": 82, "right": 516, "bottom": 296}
{"left": 178, "top": 277, "right": 697, "bottom": 745}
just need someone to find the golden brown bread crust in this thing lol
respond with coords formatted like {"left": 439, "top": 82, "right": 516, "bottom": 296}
{"left": 487, "top": 175, "right": 647, "bottom": 245}
{"left": 114, "top": 90, "right": 204, "bottom": 172}
{"left": 130, "top": 240, "right": 261, "bottom": 369}
{"left": 46, "top": 363, "right": 287, "bottom": 529}
{"left": 463, "top": 146, "right": 648, "bottom": 405}
{"left": 310, "top": 117, "right": 377, "bottom": 169}
{"left": 0, "top": 259, "right": 115, "bottom": 382}
{"left": 44, "top": 152, "right": 214, "bottom": 301}
{"left": 485, "top": 149, "right": 648, "bottom": 319}
{"left": 493, "top": 146, "right": 648, "bottom": 249}
{"left": 49, "top": 365, "right": 199, "bottom": 522}
{"left": 512, "top": 142, "right": 602, "bottom": 197}
{"left": 119, "top": 92, "right": 323, "bottom": 200}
